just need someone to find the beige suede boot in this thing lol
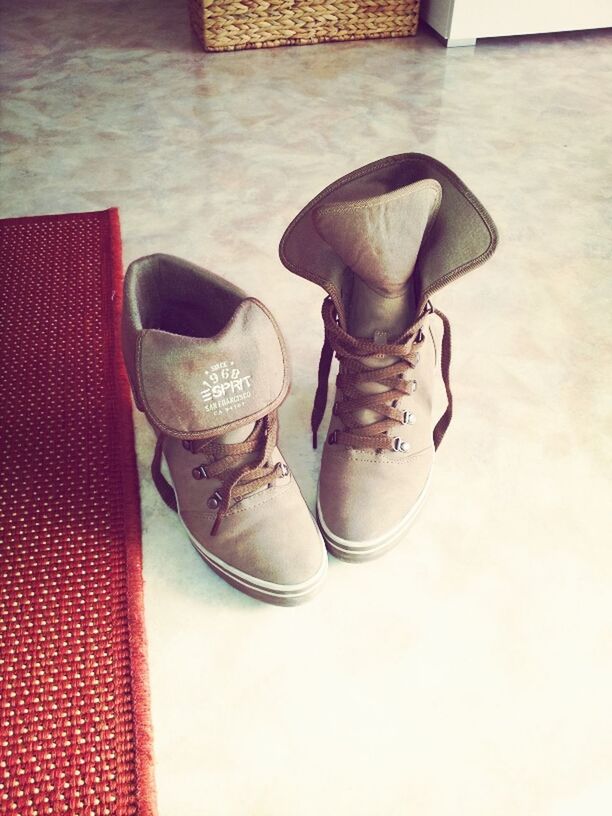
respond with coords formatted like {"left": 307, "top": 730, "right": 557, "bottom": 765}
{"left": 122, "top": 254, "right": 327, "bottom": 604}
{"left": 280, "top": 154, "right": 498, "bottom": 561}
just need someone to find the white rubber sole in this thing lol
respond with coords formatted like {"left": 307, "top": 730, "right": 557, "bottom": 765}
{"left": 316, "top": 469, "right": 432, "bottom": 563}
{"left": 161, "top": 456, "right": 328, "bottom": 606}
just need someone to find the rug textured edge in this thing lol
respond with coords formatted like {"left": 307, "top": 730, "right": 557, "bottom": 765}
{"left": 107, "top": 207, "right": 158, "bottom": 816}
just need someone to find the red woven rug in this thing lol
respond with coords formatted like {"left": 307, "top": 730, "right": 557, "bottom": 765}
{"left": 0, "top": 210, "right": 156, "bottom": 815}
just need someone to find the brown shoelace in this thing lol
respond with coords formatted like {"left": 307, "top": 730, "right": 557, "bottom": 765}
{"left": 152, "top": 411, "right": 286, "bottom": 535}
{"left": 311, "top": 297, "right": 453, "bottom": 452}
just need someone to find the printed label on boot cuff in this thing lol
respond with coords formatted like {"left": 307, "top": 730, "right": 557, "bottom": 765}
{"left": 200, "top": 360, "right": 252, "bottom": 417}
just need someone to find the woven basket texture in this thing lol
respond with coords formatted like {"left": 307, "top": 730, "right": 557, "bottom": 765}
{"left": 189, "top": 0, "right": 420, "bottom": 52}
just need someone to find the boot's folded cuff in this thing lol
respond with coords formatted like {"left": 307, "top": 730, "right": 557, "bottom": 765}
{"left": 134, "top": 298, "right": 289, "bottom": 439}
{"left": 279, "top": 152, "right": 498, "bottom": 317}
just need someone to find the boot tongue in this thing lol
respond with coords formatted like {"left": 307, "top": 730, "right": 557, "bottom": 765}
{"left": 314, "top": 179, "right": 441, "bottom": 427}
{"left": 313, "top": 177, "right": 442, "bottom": 331}
{"left": 135, "top": 299, "right": 289, "bottom": 440}
{"left": 280, "top": 153, "right": 498, "bottom": 320}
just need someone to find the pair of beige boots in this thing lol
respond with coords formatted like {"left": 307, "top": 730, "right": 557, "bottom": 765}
{"left": 122, "top": 154, "right": 497, "bottom": 605}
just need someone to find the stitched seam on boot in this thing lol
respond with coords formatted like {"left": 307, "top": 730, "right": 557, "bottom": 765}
{"left": 182, "top": 475, "right": 294, "bottom": 521}
{"left": 349, "top": 445, "right": 433, "bottom": 465}
{"left": 429, "top": 324, "right": 438, "bottom": 368}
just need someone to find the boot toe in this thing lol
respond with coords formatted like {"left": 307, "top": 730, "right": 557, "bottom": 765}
{"left": 181, "top": 483, "right": 327, "bottom": 604}
{"left": 317, "top": 447, "right": 434, "bottom": 561}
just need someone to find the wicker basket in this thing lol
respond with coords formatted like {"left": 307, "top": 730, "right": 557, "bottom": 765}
{"left": 189, "top": 0, "right": 420, "bottom": 52}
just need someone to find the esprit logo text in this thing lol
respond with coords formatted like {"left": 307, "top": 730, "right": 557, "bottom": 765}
{"left": 200, "top": 360, "right": 252, "bottom": 416}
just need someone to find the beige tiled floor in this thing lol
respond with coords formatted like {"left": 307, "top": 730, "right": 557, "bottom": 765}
{"left": 2, "top": 3, "right": 611, "bottom": 814}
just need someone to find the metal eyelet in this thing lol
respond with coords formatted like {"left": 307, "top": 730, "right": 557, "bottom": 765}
{"left": 328, "top": 430, "right": 338, "bottom": 445}
{"left": 192, "top": 465, "right": 208, "bottom": 480}
{"left": 277, "top": 462, "right": 289, "bottom": 477}
{"left": 400, "top": 373, "right": 418, "bottom": 392}
{"left": 207, "top": 491, "right": 222, "bottom": 510}
{"left": 402, "top": 411, "right": 416, "bottom": 425}
{"left": 415, "top": 329, "right": 425, "bottom": 344}
{"left": 393, "top": 437, "right": 410, "bottom": 453}
{"left": 182, "top": 440, "right": 192, "bottom": 451}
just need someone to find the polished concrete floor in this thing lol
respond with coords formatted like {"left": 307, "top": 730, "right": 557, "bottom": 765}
{"left": 1, "top": 2, "right": 611, "bottom": 814}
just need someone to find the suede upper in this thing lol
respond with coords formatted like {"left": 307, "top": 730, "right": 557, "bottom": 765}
{"left": 121, "top": 253, "right": 327, "bottom": 604}
{"left": 136, "top": 298, "right": 287, "bottom": 438}
{"left": 313, "top": 178, "right": 442, "bottom": 297}
{"left": 123, "top": 254, "right": 290, "bottom": 440}
{"left": 279, "top": 153, "right": 498, "bottom": 319}
{"left": 279, "top": 154, "right": 498, "bottom": 555}
{"left": 164, "top": 435, "right": 324, "bottom": 587}
{"left": 317, "top": 316, "right": 442, "bottom": 541}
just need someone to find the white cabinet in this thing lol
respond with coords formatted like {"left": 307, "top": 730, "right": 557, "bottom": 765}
{"left": 420, "top": 0, "right": 612, "bottom": 46}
